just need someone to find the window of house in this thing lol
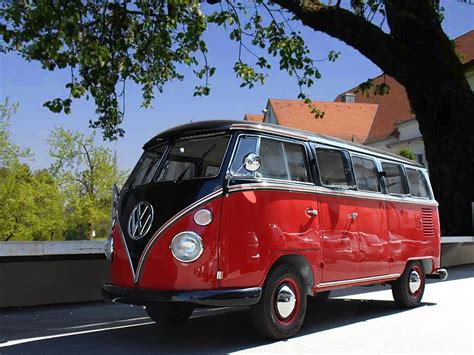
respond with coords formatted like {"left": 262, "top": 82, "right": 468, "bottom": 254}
{"left": 381, "top": 162, "right": 408, "bottom": 195}
{"left": 316, "top": 148, "right": 354, "bottom": 187}
{"left": 230, "top": 136, "right": 310, "bottom": 182}
{"left": 406, "top": 168, "right": 430, "bottom": 198}
{"left": 352, "top": 156, "right": 381, "bottom": 192}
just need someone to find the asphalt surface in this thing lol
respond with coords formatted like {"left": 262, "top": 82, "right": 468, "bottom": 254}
{"left": 0, "top": 265, "right": 473, "bottom": 354}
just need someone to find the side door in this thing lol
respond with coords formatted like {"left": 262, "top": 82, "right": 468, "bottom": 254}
{"left": 218, "top": 135, "right": 321, "bottom": 289}
{"left": 313, "top": 146, "right": 360, "bottom": 282}
{"left": 351, "top": 155, "right": 389, "bottom": 277}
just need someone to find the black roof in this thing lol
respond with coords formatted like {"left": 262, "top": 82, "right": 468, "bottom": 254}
{"left": 143, "top": 120, "right": 423, "bottom": 168}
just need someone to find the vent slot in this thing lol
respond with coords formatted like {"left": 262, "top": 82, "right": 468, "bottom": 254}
{"left": 421, "top": 208, "right": 435, "bottom": 237}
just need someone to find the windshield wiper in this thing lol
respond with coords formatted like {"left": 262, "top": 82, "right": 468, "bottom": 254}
{"left": 175, "top": 144, "right": 217, "bottom": 183}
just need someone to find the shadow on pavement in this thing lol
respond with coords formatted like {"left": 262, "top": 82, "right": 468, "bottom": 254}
{"left": 2, "top": 298, "right": 436, "bottom": 355}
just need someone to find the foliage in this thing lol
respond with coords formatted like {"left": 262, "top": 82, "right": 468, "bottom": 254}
{"left": 0, "top": 98, "right": 31, "bottom": 167}
{"left": 0, "top": 0, "right": 326, "bottom": 139}
{"left": 397, "top": 147, "right": 416, "bottom": 161}
{"left": 0, "top": 100, "right": 125, "bottom": 241}
{"left": 0, "top": 100, "right": 66, "bottom": 241}
{"left": 48, "top": 128, "right": 127, "bottom": 239}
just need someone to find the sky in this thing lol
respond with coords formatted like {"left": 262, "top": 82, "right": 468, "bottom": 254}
{"left": 1, "top": 1, "right": 473, "bottom": 171}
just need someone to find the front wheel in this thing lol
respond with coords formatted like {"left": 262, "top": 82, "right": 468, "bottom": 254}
{"left": 251, "top": 264, "right": 307, "bottom": 340}
{"left": 392, "top": 261, "right": 425, "bottom": 308}
{"left": 146, "top": 303, "right": 195, "bottom": 325}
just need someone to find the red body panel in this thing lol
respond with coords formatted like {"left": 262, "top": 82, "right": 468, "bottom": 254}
{"left": 218, "top": 190, "right": 321, "bottom": 288}
{"left": 317, "top": 195, "right": 359, "bottom": 282}
{"left": 110, "top": 225, "right": 135, "bottom": 288}
{"left": 357, "top": 198, "right": 389, "bottom": 277}
{"left": 386, "top": 201, "right": 435, "bottom": 275}
{"left": 110, "top": 189, "right": 441, "bottom": 293}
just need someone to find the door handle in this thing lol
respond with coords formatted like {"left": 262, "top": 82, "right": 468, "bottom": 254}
{"left": 306, "top": 208, "right": 318, "bottom": 216}
{"left": 349, "top": 212, "right": 358, "bottom": 220}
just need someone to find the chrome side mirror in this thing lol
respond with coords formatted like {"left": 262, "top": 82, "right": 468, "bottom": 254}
{"left": 243, "top": 153, "right": 262, "bottom": 172}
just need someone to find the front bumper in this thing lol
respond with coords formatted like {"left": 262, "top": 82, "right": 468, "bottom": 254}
{"left": 102, "top": 283, "right": 262, "bottom": 307}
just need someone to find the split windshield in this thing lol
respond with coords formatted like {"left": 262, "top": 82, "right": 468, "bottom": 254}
{"left": 127, "top": 134, "right": 230, "bottom": 188}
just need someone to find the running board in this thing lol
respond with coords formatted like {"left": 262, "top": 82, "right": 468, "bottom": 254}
{"left": 316, "top": 273, "right": 401, "bottom": 289}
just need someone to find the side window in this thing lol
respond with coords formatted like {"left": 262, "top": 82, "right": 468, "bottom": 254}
{"left": 283, "top": 142, "right": 310, "bottom": 182}
{"left": 381, "top": 162, "right": 408, "bottom": 195}
{"left": 352, "top": 156, "right": 381, "bottom": 192}
{"left": 316, "top": 148, "right": 354, "bottom": 187}
{"left": 406, "top": 168, "right": 430, "bottom": 198}
{"left": 230, "top": 136, "right": 310, "bottom": 182}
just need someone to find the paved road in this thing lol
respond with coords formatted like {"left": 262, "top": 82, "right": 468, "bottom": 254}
{"left": 1, "top": 265, "right": 473, "bottom": 354}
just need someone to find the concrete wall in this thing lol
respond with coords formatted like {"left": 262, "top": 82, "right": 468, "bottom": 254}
{"left": 441, "top": 237, "right": 474, "bottom": 267}
{"left": 0, "top": 256, "right": 109, "bottom": 308}
{"left": 0, "top": 241, "right": 110, "bottom": 308}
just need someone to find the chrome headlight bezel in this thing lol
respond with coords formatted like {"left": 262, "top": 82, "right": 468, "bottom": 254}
{"left": 170, "top": 231, "right": 204, "bottom": 263}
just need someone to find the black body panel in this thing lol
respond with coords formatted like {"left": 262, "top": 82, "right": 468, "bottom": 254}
{"left": 118, "top": 178, "right": 223, "bottom": 271}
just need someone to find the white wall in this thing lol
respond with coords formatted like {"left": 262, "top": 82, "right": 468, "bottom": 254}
{"left": 465, "top": 65, "right": 474, "bottom": 91}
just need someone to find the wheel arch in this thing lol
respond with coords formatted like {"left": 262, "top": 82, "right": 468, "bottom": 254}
{"left": 268, "top": 254, "right": 315, "bottom": 296}
{"left": 406, "top": 257, "right": 434, "bottom": 274}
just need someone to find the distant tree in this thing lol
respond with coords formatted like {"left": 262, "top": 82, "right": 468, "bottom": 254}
{"left": 397, "top": 148, "right": 416, "bottom": 161}
{"left": 48, "top": 128, "right": 126, "bottom": 239}
{"left": 0, "top": 98, "right": 30, "bottom": 167}
{"left": 0, "top": 100, "right": 66, "bottom": 241}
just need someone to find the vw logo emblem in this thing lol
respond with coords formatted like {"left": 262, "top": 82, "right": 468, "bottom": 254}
{"left": 128, "top": 201, "right": 154, "bottom": 240}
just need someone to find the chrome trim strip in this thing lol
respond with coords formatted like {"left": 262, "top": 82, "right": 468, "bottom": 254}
{"left": 317, "top": 273, "right": 400, "bottom": 288}
{"left": 227, "top": 182, "right": 439, "bottom": 207}
{"left": 134, "top": 188, "right": 224, "bottom": 284}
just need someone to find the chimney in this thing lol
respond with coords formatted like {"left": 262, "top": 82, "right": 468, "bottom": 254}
{"left": 342, "top": 93, "right": 356, "bottom": 103}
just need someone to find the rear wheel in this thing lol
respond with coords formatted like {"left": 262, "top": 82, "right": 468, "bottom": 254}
{"left": 146, "top": 303, "right": 195, "bottom": 325}
{"left": 251, "top": 264, "right": 307, "bottom": 340}
{"left": 392, "top": 261, "right": 425, "bottom": 308}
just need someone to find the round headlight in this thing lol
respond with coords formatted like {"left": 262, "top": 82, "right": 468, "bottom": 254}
{"left": 193, "top": 209, "right": 213, "bottom": 226}
{"left": 170, "top": 232, "right": 204, "bottom": 263}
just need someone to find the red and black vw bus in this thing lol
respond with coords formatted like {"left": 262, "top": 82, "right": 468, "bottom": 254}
{"left": 102, "top": 120, "right": 447, "bottom": 339}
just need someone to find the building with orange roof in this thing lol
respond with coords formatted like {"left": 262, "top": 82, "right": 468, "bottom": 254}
{"left": 334, "top": 30, "right": 474, "bottom": 167}
{"left": 244, "top": 30, "right": 473, "bottom": 168}
{"left": 243, "top": 113, "right": 264, "bottom": 122}
{"left": 244, "top": 99, "right": 378, "bottom": 144}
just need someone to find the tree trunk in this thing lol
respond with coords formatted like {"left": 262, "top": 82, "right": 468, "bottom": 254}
{"left": 271, "top": 0, "right": 474, "bottom": 235}
{"left": 405, "top": 83, "right": 474, "bottom": 235}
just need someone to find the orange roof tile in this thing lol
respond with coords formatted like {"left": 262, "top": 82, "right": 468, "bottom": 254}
{"left": 244, "top": 113, "right": 264, "bottom": 122}
{"left": 269, "top": 99, "right": 378, "bottom": 144}
{"left": 455, "top": 29, "right": 474, "bottom": 65}
{"left": 335, "top": 75, "right": 413, "bottom": 143}
{"left": 335, "top": 30, "right": 474, "bottom": 143}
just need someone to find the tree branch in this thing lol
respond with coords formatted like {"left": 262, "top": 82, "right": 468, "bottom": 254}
{"left": 271, "top": 0, "right": 407, "bottom": 78}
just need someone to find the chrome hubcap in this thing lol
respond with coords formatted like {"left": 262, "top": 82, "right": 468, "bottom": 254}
{"left": 409, "top": 270, "right": 421, "bottom": 294}
{"left": 276, "top": 285, "right": 296, "bottom": 319}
